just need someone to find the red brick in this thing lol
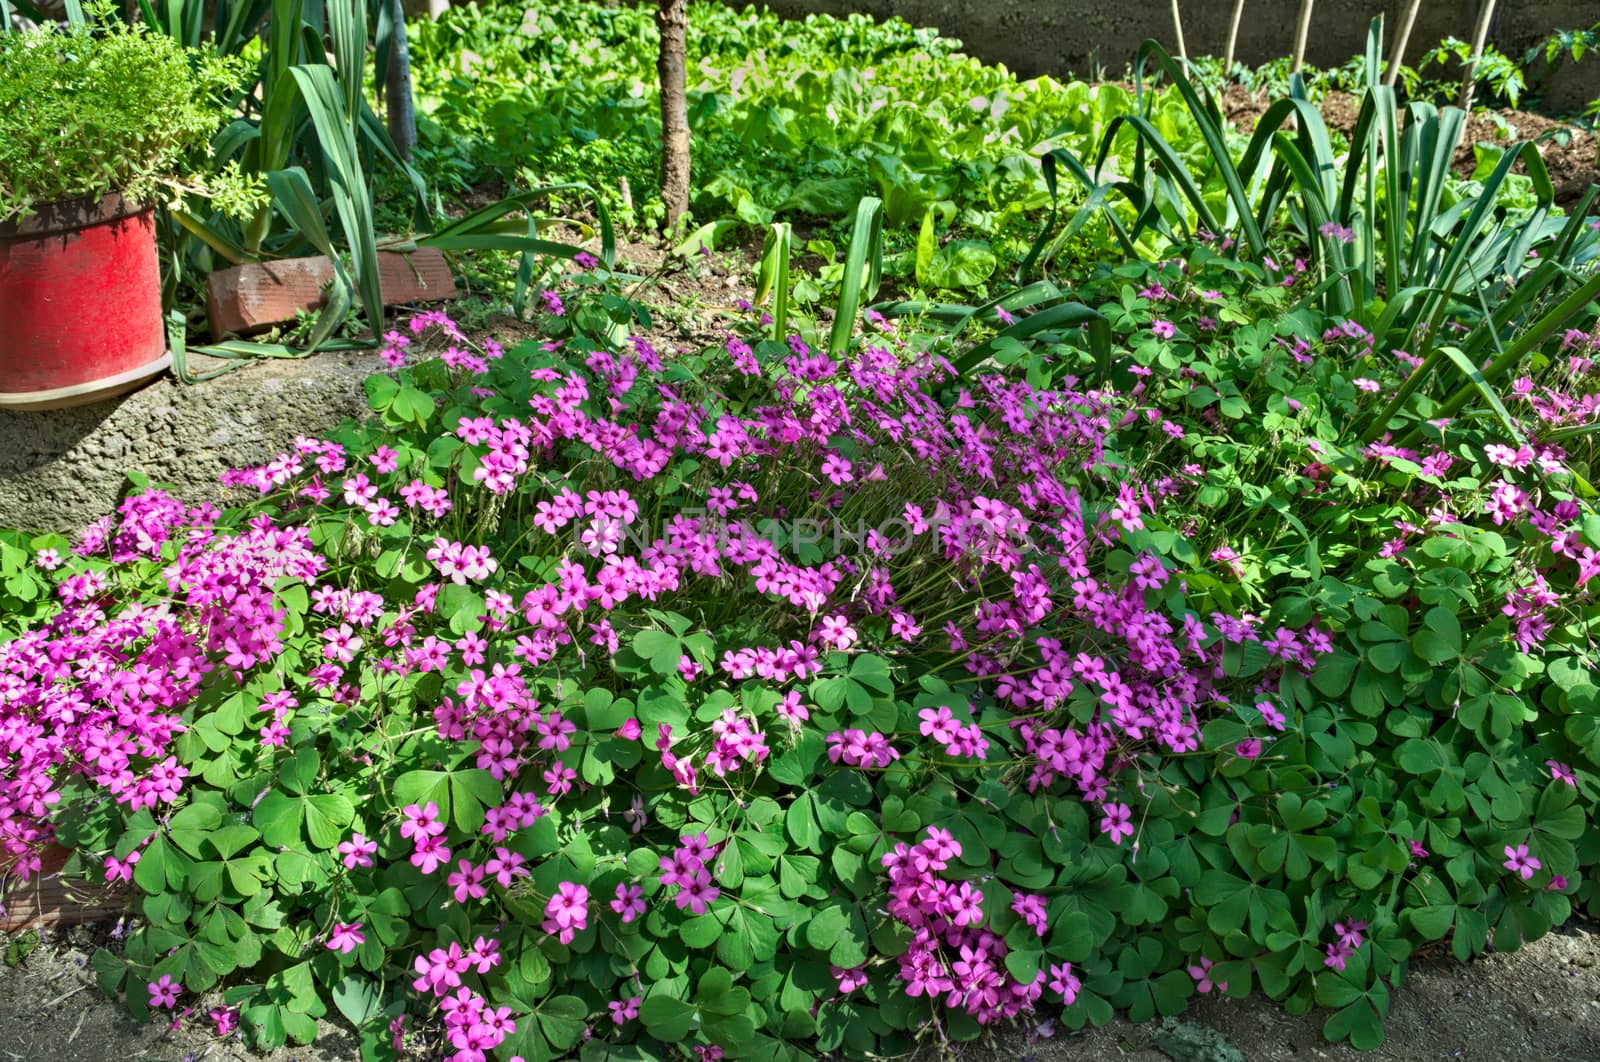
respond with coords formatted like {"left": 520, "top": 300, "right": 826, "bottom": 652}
{"left": 0, "top": 843, "right": 126, "bottom": 931}
{"left": 205, "top": 248, "right": 457, "bottom": 338}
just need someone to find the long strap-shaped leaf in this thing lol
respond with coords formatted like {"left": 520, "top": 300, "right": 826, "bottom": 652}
{"left": 827, "top": 198, "right": 883, "bottom": 357}
{"left": 266, "top": 167, "right": 359, "bottom": 351}
{"left": 1129, "top": 39, "right": 1268, "bottom": 258}
{"left": 423, "top": 185, "right": 616, "bottom": 270}
{"left": 1416, "top": 269, "right": 1600, "bottom": 432}
{"left": 1092, "top": 113, "right": 1222, "bottom": 243}
{"left": 1020, "top": 150, "right": 1117, "bottom": 280}
{"left": 1432, "top": 344, "right": 1525, "bottom": 445}
{"left": 168, "top": 210, "right": 252, "bottom": 265}
{"left": 327, "top": 0, "right": 368, "bottom": 137}
{"left": 952, "top": 301, "right": 1109, "bottom": 377}
{"left": 289, "top": 65, "right": 384, "bottom": 331}
{"left": 1029, "top": 149, "right": 1139, "bottom": 264}
{"left": 1400, "top": 104, "right": 1467, "bottom": 286}
{"left": 754, "top": 222, "right": 792, "bottom": 341}
{"left": 1462, "top": 269, "right": 1600, "bottom": 395}
{"left": 215, "top": 0, "right": 273, "bottom": 58}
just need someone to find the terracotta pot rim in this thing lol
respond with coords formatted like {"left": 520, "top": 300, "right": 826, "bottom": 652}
{"left": 0, "top": 191, "right": 152, "bottom": 240}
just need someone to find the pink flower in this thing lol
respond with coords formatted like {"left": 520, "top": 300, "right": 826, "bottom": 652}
{"left": 484, "top": 847, "right": 529, "bottom": 888}
{"left": 820, "top": 454, "right": 854, "bottom": 486}
{"left": 400, "top": 802, "right": 444, "bottom": 842}
{"left": 608, "top": 995, "right": 641, "bottom": 1024}
{"left": 1188, "top": 956, "right": 1228, "bottom": 994}
{"left": 1011, "top": 893, "right": 1049, "bottom": 936}
{"left": 447, "top": 859, "right": 487, "bottom": 903}
{"left": 1048, "top": 962, "right": 1080, "bottom": 1004}
{"left": 1100, "top": 802, "right": 1133, "bottom": 845}
{"left": 615, "top": 718, "right": 642, "bottom": 741}
{"left": 1503, "top": 843, "right": 1541, "bottom": 880}
{"left": 673, "top": 870, "right": 722, "bottom": 915}
{"left": 832, "top": 964, "right": 869, "bottom": 993}
{"left": 326, "top": 922, "right": 365, "bottom": 954}
{"left": 1334, "top": 919, "right": 1367, "bottom": 949}
{"left": 1547, "top": 760, "right": 1578, "bottom": 788}
{"left": 209, "top": 1006, "right": 238, "bottom": 1036}
{"left": 611, "top": 882, "right": 646, "bottom": 923}
{"left": 410, "top": 835, "right": 451, "bottom": 875}
{"left": 1151, "top": 319, "right": 1176, "bottom": 339}
{"left": 103, "top": 851, "right": 139, "bottom": 883}
{"left": 147, "top": 974, "right": 181, "bottom": 1009}
{"left": 338, "top": 833, "right": 377, "bottom": 869}
{"left": 543, "top": 882, "right": 589, "bottom": 943}
{"left": 1234, "top": 739, "right": 1261, "bottom": 760}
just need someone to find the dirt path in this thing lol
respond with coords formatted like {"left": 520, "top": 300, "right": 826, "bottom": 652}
{"left": 5, "top": 920, "right": 1599, "bottom": 1061}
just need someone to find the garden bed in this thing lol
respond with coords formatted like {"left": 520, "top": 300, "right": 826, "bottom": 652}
{"left": 3, "top": 4, "right": 1600, "bottom": 1061}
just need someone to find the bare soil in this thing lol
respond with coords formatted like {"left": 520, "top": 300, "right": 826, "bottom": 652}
{"left": 5, "top": 920, "right": 1600, "bottom": 1061}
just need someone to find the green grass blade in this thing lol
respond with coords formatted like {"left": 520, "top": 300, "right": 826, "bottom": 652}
{"left": 264, "top": 167, "right": 337, "bottom": 257}
{"left": 1402, "top": 105, "right": 1467, "bottom": 284}
{"left": 422, "top": 234, "right": 591, "bottom": 258}
{"left": 263, "top": 167, "right": 359, "bottom": 351}
{"left": 1550, "top": 185, "right": 1600, "bottom": 263}
{"left": 1096, "top": 113, "right": 1222, "bottom": 241}
{"left": 1432, "top": 269, "right": 1600, "bottom": 423}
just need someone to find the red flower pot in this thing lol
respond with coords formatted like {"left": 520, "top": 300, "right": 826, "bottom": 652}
{"left": 0, "top": 192, "right": 172, "bottom": 411}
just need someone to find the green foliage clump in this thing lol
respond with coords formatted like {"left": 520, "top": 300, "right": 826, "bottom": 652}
{"left": 0, "top": 21, "right": 238, "bottom": 220}
{"left": 407, "top": 1, "right": 1203, "bottom": 288}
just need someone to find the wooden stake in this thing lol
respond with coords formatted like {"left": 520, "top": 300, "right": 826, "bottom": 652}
{"left": 1459, "top": 0, "right": 1499, "bottom": 111}
{"left": 1170, "top": 0, "right": 1188, "bottom": 63}
{"left": 1224, "top": 0, "right": 1247, "bottom": 78}
{"left": 1291, "top": 0, "right": 1314, "bottom": 74}
{"left": 1386, "top": 0, "right": 1422, "bottom": 88}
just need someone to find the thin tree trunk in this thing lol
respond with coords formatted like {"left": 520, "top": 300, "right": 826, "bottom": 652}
{"left": 1169, "top": 0, "right": 1187, "bottom": 63}
{"left": 1386, "top": 0, "right": 1422, "bottom": 88}
{"left": 656, "top": 0, "right": 690, "bottom": 231}
{"left": 1291, "top": 0, "right": 1314, "bottom": 73}
{"left": 1458, "top": 0, "right": 1499, "bottom": 111}
{"left": 386, "top": 0, "right": 416, "bottom": 161}
{"left": 1223, "top": 0, "right": 1246, "bottom": 78}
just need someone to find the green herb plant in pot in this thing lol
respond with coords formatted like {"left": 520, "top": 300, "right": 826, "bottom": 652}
{"left": 0, "top": 13, "right": 236, "bottom": 410}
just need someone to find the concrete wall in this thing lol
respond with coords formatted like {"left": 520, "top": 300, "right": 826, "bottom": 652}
{"left": 0, "top": 355, "right": 371, "bottom": 533}
{"left": 746, "top": 0, "right": 1598, "bottom": 110}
